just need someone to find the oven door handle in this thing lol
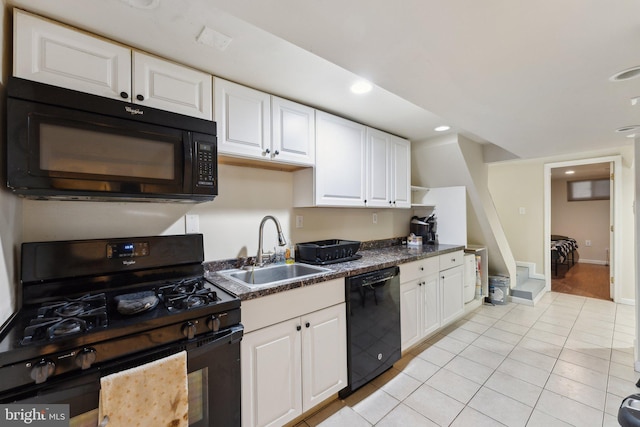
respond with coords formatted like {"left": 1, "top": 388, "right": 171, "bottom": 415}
{"left": 187, "top": 324, "right": 243, "bottom": 358}
{"left": 99, "top": 415, "right": 109, "bottom": 426}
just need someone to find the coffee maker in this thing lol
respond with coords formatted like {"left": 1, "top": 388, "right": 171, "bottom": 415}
{"left": 410, "top": 214, "right": 437, "bottom": 244}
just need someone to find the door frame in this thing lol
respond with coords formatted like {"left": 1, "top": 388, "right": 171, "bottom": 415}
{"left": 543, "top": 155, "right": 621, "bottom": 302}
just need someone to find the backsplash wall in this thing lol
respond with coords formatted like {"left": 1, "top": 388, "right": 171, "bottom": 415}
{"left": 21, "top": 164, "right": 413, "bottom": 262}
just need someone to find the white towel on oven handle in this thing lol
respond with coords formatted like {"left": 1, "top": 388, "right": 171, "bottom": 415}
{"left": 98, "top": 350, "right": 188, "bottom": 427}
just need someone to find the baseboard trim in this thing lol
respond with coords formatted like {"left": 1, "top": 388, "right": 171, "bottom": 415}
{"left": 578, "top": 259, "right": 609, "bottom": 266}
{"left": 619, "top": 297, "right": 635, "bottom": 306}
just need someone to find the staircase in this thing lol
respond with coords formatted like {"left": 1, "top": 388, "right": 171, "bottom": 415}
{"left": 510, "top": 265, "right": 546, "bottom": 306}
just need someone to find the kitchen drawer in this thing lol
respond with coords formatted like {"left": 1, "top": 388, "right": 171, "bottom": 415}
{"left": 400, "top": 256, "right": 439, "bottom": 283}
{"left": 439, "top": 250, "right": 464, "bottom": 271}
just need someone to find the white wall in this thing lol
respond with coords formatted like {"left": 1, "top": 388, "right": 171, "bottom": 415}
{"left": 488, "top": 146, "right": 635, "bottom": 302}
{"left": 412, "top": 134, "right": 516, "bottom": 280}
{"left": 551, "top": 177, "right": 610, "bottom": 264}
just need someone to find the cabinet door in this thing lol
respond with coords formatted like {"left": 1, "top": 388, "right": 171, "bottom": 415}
{"left": 13, "top": 10, "right": 131, "bottom": 100}
{"left": 133, "top": 52, "right": 212, "bottom": 120}
{"left": 215, "top": 78, "right": 271, "bottom": 158}
{"left": 315, "top": 111, "right": 366, "bottom": 206}
{"left": 301, "top": 304, "right": 347, "bottom": 412}
{"left": 241, "top": 318, "right": 302, "bottom": 427}
{"left": 421, "top": 273, "right": 441, "bottom": 337}
{"left": 400, "top": 280, "right": 421, "bottom": 351}
{"left": 272, "top": 97, "right": 315, "bottom": 166}
{"left": 391, "top": 136, "right": 411, "bottom": 208}
{"left": 366, "top": 128, "right": 391, "bottom": 207}
{"left": 440, "top": 266, "right": 465, "bottom": 326}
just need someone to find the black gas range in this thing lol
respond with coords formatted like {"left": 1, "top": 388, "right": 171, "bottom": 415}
{"left": 0, "top": 234, "right": 242, "bottom": 426}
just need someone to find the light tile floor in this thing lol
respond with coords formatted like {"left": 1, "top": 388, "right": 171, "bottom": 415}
{"left": 295, "top": 292, "right": 637, "bottom": 426}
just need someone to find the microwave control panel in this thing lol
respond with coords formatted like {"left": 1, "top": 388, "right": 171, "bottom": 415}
{"left": 196, "top": 141, "right": 215, "bottom": 187}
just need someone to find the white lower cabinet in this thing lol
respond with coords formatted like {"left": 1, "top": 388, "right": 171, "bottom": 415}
{"left": 400, "top": 251, "right": 465, "bottom": 351}
{"left": 400, "top": 273, "right": 439, "bottom": 350}
{"left": 241, "top": 282, "right": 347, "bottom": 427}
{"left": 440, "top": 266, "right": 464, "bottom": 325}
{"left": 439, "top": 252, "right": 465, "bottom": 326}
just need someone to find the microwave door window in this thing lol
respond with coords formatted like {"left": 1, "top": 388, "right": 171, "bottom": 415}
{"left": 38, "top": 123, "right": 176, "bottom": 181}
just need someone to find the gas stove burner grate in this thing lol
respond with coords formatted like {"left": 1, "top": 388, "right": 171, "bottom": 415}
{"left": 22, "top": 294, "right": 108, "bottom": 345}
{"left": 158, "top": 277, "right": 219, "bottom": 312}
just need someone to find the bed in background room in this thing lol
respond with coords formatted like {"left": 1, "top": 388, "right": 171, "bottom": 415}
{"left": 551, "top": 235, "right": 579, "bottom": 276}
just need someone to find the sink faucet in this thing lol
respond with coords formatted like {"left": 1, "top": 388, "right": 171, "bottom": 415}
{"left": 256, "top": 215, "right": 287, "bottom": 267}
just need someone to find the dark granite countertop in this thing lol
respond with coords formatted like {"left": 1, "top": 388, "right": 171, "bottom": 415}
{"left": 204, "top": 243, "right": 464, "bottom": 301}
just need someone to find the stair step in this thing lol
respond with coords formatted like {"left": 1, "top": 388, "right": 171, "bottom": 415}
{"left": 511, "top": 278, "right": 545, "bottom": 301}
{"left": 515, "top": 266, "right": 531, "bottom": 287}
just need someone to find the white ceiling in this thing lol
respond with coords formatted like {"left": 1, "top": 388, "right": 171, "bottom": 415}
{"left": 6, "top": 0, "right": 640, "bottom": 159}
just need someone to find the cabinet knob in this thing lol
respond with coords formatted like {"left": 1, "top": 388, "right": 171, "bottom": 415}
{"left": 120, "top": 91, "right": 129, "bottom": 99}
{"left": 305, "top": 322, "right": 310, "bottom": 328}
{"left": 419, "top": 266, "right": 424, "bottom": 271}
{"left": 263, "top": 148, "right": 271, "bottom": 156}
{"left": 136, "top": 94, "right": 145, "bottom": 101}
{"left": 452, "top": 258, "right": 456, "bottom": 262}
{"left": 296, "top": 325, "right": 301, "bottom": 331}
{"left": 273, "top": 150, "right": 279, "bottom": 156}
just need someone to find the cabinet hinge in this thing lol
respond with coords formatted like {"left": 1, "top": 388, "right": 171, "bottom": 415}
{"left": 610, "top": 276, "right": 614, "bottom": 284}
{"left": 611, "top": 225, "right": 614, "bottom": 232}
{"left": 610, "top": 173, "right": 614, "bottom": 180}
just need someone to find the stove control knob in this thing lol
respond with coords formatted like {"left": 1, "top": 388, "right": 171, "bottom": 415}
{"left": 182, "top": 321, "right": 197, "bottom": 339}
{"left": 208, "top": 315, "right": 221, "bottom": 332}
{"left": 76, "top": 348, "right": 97, "bottom": 370}
{"left": 30, "top": 359, "right": 55, "bottom": 384}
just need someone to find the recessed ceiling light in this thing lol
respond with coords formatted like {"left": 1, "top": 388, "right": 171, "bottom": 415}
{"left": 434, "top": 125, "right": 451, "bottom": 132}
{"left": 565, "top": 170, "right": 575, "bottom": 175}
{"left": 120, "top": 0, "right": 160, "bottom": 9}
{"left": 350, "top": 80, "right": 372, "bottom": 94}
{"left": 615, "top": 125, "right": 640, "bottom": 133}
{"left": 610, "top": 66, "right": 640, "bottom": 82}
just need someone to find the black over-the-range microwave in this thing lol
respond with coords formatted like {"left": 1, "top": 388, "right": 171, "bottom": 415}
{"left": 6, "top": 77, "right": 218, "bottom": 202}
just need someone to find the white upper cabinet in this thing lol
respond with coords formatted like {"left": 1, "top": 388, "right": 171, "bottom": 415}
{"left": 365, "top": 128, "right": 411, "bottom": 208}
{"left": 14, "top": 9, "right": 130, "bottom": 100}
{"left": 391, "top": 136, "right": 412, "bottom": 208}
{"left": 214, "top": 78, "right": 315, "bottom": 167}
{"left": 272, "top": 96, "right": 315, "bottom": 166}
{"left": 313, "top": 111, "right": 367, "bottom": 206}
{"left": 215, "top": 78, "right": 271, "bottom": 158}
{"left": 293, "top": 112, "right": 410, "bottom": 208}
{"left": 366, "top": 128, "right": 392, "bottom": 207}
{"left": 132, "top": 52, "right": 212, "bottom": 120}
{"left": 13, "top": 9, "right": 212, "bottom": 120}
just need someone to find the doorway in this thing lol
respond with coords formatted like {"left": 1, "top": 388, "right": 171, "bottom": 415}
{"left": 543, "top": 156, "right": 621, "bottom": 302}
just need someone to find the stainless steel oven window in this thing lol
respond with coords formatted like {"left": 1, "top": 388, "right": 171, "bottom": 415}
{"left": 39, "top": 123, "right": 176, "bottom": 180}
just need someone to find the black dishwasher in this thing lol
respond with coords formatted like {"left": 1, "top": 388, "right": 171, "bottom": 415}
{"left": 340, "top": 266, "right": 401, "bottom": 397}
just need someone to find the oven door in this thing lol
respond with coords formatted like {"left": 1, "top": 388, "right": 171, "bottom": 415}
{"left": 1, "top": 325, "right": 243, "bottom": 427}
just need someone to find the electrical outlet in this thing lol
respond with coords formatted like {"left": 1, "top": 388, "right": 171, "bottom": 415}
{"left": 519, "top": 207, "right": 526, "bottom": 215}
{"left": 585, "top": 240, "right": 592, "bottom": 247}
{"left": 185, "top": 214, "right": 199, "bottom": 233}
{"left": 372, "top": 213, "right": 378, "bottom": 224}
{"left": 296, "top": 215, "right": 303, "bottom": 228}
